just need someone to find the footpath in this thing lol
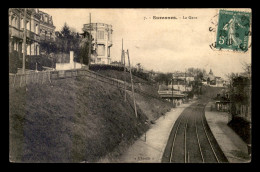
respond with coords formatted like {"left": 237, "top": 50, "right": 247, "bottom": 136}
{"left": 116, "top": 101, "right": 193, "bottom": 163}
{"left": 205, "top": 101, "right": 251, "bottom": 163}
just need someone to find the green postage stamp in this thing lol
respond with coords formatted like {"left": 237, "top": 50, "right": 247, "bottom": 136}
{"left": 216, "top": 10, "right": 251, "bottom": 52}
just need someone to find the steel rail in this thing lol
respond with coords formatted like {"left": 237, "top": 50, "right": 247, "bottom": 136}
{"left": 200, "top": 112, "right": 220, "bottom": 163}
{"left": 169, "top": 114, "right": 185, "bottom": 162}
{"left": 184, "top": 117, "right": 188, "bottom": 163}
{"left": 195, "top": 117, "right": 205, "bottom": 163}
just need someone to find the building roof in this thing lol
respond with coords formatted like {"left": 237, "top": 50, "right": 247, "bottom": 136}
{"left": 158, "top": 84, "right": 179, "bottom": 91}
{"left": 172, "top": 72, "right": 194, "bottom": 77}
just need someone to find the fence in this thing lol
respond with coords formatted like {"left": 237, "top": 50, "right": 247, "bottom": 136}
{"left": 9, "top": 71, "right": 51, "bottom": 88}
{"left": 9, "top": 68, "right": 164, "bottom": 101}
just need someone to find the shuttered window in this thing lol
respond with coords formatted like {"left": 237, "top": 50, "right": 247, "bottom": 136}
{"left": 97, "top": 31, "right": 104, "bottom": 40}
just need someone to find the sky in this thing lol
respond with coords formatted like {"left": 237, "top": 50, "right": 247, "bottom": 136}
{"left": 40, "top": 8, "right": 251, "bottom": 79}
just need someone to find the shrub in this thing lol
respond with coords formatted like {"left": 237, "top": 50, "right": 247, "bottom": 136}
{"left": 89, "top": 64, "right": 125, "bottom": 71}
{"left": 9, "top": 51, "right": 22, "bottom": 73}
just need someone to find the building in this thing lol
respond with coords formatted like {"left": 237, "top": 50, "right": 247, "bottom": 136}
{"left": 169, "top": 72, "right": 194, "bottom": 92}
{"left": 172, "top": 72, "right": 195, "bottom": 84}
{"left": 38, "top": 10, "right": 56, "bottom": 44}
{"left": 55, "top": 51, "right": 83, "bottom": 70}
{"left": 168, "top": 78, "right": 193, "bottom": 92}
{"left": 9, "top": 8, "right": 55, "bottom": 57}
{"left": 82, "top": 23, "right": 113, "bottom": 65}
{"left": 203, "top": 69, "right": 225, "bottom": 87}
{"left": 158, "top": 84, "right": 185, "bottom": 103}
{"left": 216, "top": 77, "right": 224, "bottom": 87}
{"left": 230, "top": 75, "right": 251, "bottom": 123}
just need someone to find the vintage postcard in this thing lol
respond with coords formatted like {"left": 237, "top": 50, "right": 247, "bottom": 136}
{"left": 9, "top": 8, "right": 251, "bottom": 163}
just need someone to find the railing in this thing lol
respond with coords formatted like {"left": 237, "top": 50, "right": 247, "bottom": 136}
{"left": 9, "top": 68, "right": 164, "bottom": 101}
{"left": 158, "top": 90, "right": 181, "bottom": 94}
{"left": 9, "top": 71, "right": 51, "bottom": 88}
{"left": 9, "top": 26, "right": 40, "bottom": 42}
{"left": 9, "top": 26, "right": 22, "bottom": 39}
{"left": 20, "top": 28, "right": 40, "bottom": 41}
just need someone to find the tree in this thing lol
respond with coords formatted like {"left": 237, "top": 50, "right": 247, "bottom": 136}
{"left": 79, "top": 31, "right": 93, "bottom": 65}
{"left": 187, "top": 67, "right": 206, "bottom": 80}
{"left": 54, "top": 23, "right": 93, "bottom": 65}
{"left": 154, "top": 72, "right": 172, "bottom": 85}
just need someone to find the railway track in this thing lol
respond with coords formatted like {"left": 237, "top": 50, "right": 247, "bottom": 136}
{"left": 163, "top": 102, "right": 227, "bottom": 163}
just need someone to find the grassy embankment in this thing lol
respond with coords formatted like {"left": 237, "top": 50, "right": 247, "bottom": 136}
{"left": 9, "top": 70, "right": 172, "bottom": 162}
{"left": 94, "top": 69, "right": 172, "bottom": 121}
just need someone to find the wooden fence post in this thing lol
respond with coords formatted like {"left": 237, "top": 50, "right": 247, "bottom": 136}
{"left": 42, "top": 72, "right": 44, "bottom": 84}
{"left": 37, "top": 72, "right": 39, "bottom": 83}
{"left": 13, "top": 74, "right": 16, "bottom": 88}
{"left": 49, "top": 71, "right": 52, "bottom": 84}
{"left": 24, "top": 74, "right": 27, "bottom": 86}
{"left": 32, "top": 72, "right": 35, "bottom": 84}
{"left": 19, "top": 75, "right": 22, "bottom": 87}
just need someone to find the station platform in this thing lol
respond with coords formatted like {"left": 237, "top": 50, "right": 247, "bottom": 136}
{"left": 205, "top": 101, "right": 251, "bottom": 163}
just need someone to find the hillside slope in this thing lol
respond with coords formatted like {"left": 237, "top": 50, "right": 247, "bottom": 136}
{"left": 200, "top": 85, "right": 224, "bottom": 100}
{"left": 9, "top": 71, "right": 171, "bottom": 162}
{"left": 93, "top": 69, "right": 172, "bottom": 121}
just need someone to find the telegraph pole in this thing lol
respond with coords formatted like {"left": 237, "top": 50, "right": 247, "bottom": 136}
{"left": 22, "top": 8, "right": 27, "bottom": 74}
{"left": 172, "top": 78, "right": 174, "bottom": 106}
{"left": 122, "top": 39, "right": 127, "bottom": 102}
{"left": 88, "top": 13, "right": 91, "bottom": 67}
{"left": 185, "top": 71, "right": 186, "bottom": 92}
{"left": 127, "top": 50, "right": 138, "bottom": 118}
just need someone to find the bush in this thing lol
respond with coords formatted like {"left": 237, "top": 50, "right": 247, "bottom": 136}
{"left": 9, "top": 51, "right": 20, "bottom": 73}
{"left": 90, "top": 64, "right": 125, "bottom": 71}
{"left": 89, "top": 65, "right": 150, "bottom": 81}
{"left": 25, "top": 55, "right": 54, "bottom": 71}
{"left": 132, "top": 70, "right": 149, "bottom": 81}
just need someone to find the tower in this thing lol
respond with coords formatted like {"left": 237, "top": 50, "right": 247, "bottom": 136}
{"left": 209, "top": 69, "right": 213, "bottom": 75}
{"left": 82, "top": 23, "right": 113, "bottom": 64}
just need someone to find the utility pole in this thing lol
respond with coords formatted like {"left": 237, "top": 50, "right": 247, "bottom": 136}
{"left": 185, "top": 70, "right": 186, "bottom": 92}
{"left": 172, "top": 78, "right": 174, "bottom": 106}
{"left": 88, "top": 13, "right": 91, "bottom": 67}
{"left": 122, "top": 39, "right": 127, "bottom": 102}
{"left": 22, "top": 8, "right": 27, "bottom": 74}
{"left": 127, "top": 50, "right": 138, "bottom": 118}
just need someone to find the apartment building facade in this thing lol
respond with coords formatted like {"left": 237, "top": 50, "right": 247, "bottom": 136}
{"left": 82, "top": 23, "right": 113, "bottom": 64}
{"left": 9, "top": 8, "right": 55, "bottom": 57}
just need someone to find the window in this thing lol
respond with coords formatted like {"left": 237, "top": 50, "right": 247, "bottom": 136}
{"left": 14, "top": 42, "right": 17, "bottom": 51}
{"left": 26, "top": 21, "right": 30, "bottom": 30}
{"left": 15, "top": 42, "right": 18, "bottom": 51}
{"left": 11, "top": 17, "right": 14, "bottom": 26}
{"left": 45, "top": 31, "right": 47, "bottom": 40}
{"left": 35, "top": 24, "right": 39, "bottom": 34}
{"left": 108, "top": 47, "right": 110, "bottom": 57}
{"left": 97, "top": 45, "right": 105, "bottom": 56}
{"left": 97, "top": 31, "right": 104, "bottom": 39}
{"left": 16, "top": 18, "right": 19, "bottom": 28}
{"left": 36, "top": 45, "right": 39, "bottom": 55}
{"left": 14, "top": 17, "right": 17, "bottom": 27}
{"left": 21, "top": 18, "right": 24, "bottom": 29}
{"left": 27, "top": 44, "right": 30, "bottom": 55}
